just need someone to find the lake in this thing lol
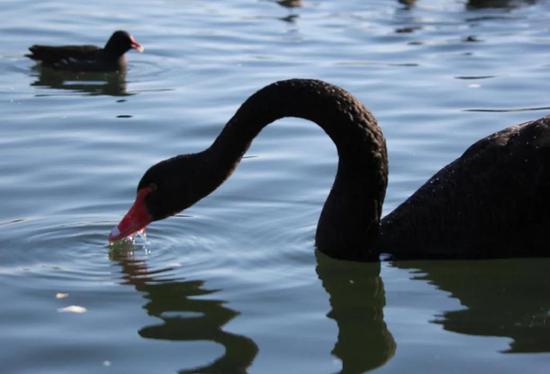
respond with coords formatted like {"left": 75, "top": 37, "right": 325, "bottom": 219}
{"left": 1, "top": 0, "right": 549, "bottom": 373}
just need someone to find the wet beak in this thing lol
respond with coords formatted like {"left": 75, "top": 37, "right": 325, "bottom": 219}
{"left": 130, "top": 36, "right": 144, "bottom": 53}
{"left": 109, "top": 187, "right": 153, "bottom": 242}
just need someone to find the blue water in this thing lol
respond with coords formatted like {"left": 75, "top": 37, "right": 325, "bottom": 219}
{"left": 1, "top": 0, "right": 550, "bottom": 373}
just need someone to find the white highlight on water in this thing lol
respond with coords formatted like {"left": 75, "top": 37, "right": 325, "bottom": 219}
{"left": 57, "top": 305, "right": 87, "bottom": 314}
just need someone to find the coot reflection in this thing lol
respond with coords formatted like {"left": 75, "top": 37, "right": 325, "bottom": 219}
{"left": 30, "top": 66, "right": 130, "bottom": 96}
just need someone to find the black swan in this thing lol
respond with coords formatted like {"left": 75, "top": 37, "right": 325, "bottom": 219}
{"left": 26, "top": 30, "right": 143, "bottom": 72}
{"left": 109, "top": 79, "right": 550, "bottom": 260}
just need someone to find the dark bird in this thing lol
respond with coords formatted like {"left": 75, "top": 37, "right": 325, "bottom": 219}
{"left": 26, "top": 30, "right": 143, "bottom": 72}
{"left": 109, "top": 79, "right": 550, "bottom": 261}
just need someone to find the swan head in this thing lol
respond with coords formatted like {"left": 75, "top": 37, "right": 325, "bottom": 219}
{"left": 109, "top": 154, "right": 207, "bottom": 242}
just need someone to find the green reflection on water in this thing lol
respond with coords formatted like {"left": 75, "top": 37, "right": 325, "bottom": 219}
{"left": 109, "top": 240, "right": 550, "bottom": 373}
{"left": 395, "top": 258, "right": 550, "bottom": 353}
{"left": 109, "top": 243, "right": 258, "bottom": 373}
{"left": 316, "top": 252, "right": 396, "bottom": 373}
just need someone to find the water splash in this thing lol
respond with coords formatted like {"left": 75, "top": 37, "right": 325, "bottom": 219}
{"left": 109, "top": 228, "right": 150, "bottom": 256}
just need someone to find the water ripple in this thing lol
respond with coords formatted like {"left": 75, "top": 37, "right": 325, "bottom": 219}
{"left": 0, "top": 217, "right": 112, "bottom": 281}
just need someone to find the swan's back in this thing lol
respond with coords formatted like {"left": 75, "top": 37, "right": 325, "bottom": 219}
{"left": 380, "top": 116, "right": 550, "bottom": 259}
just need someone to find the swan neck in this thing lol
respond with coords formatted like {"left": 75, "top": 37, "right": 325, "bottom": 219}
{"left": 208, "top": 79, "right": 388, "bottom": 260}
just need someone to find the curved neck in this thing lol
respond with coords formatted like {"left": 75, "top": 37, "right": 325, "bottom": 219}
{"left": 207, "top": 79, "right": 388, "bottom": 260}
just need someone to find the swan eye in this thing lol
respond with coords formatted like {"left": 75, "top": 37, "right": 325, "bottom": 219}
{"left": 149, "top": 183, "right": 158, "bottom": 192}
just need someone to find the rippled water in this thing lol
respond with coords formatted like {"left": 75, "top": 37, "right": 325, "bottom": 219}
{"left": 1, "top": 0, "right": 550, "bottom": 373}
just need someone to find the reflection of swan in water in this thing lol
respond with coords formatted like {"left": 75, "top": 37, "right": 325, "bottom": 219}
{"left": 394, "top": 258, "right": 550, "bottom": 353}
{"left": 30, "top": 65, "right": 130, "bottom": 96}
{"left": 109, "top": 243, "right": 396, "bottom": 373}
{"left": 109, "top": 245, "right": 550, "bottom": 371}
{"left": 111, "top": 79, "right": 550, "bottom": 260}
{"left": 316, "top": 252, "right": 395, "bottom": 372}
{"left": 318, "top": 253, "right": 550, "bottom": 370}
{"left": 109, "top": 245, "right": 258, "bottom": 373}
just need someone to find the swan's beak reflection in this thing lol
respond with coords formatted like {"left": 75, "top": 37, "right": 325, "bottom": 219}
{"left": 109, "top": 187, "right": 153, "bottom": 242}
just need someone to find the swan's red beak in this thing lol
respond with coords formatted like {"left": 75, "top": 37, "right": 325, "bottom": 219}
{"left": 109, "top": 187, "right": 153, "bottom": 242}
{"left": 130, "top": 36, "right": 144, "bottom": 53}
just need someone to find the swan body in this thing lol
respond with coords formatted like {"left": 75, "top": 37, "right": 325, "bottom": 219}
{"left": 381, "top": 119, "right": 550, "bottom": 259}
{"left": 110, "top": 79, "right": 550, "bottom": 261}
